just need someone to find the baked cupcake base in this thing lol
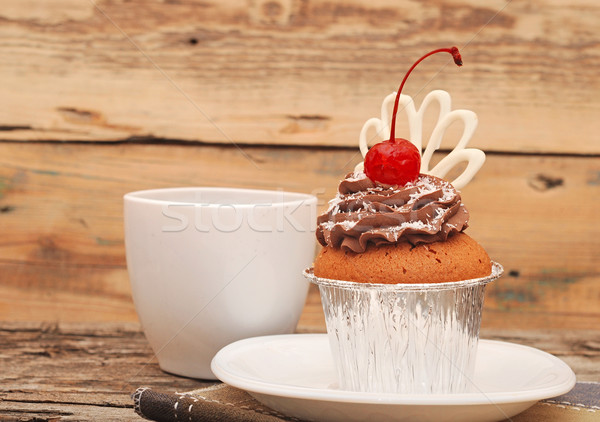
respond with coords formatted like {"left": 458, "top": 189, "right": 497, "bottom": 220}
{"left": 314, "top": 232, "right": 492, "bottom": 284}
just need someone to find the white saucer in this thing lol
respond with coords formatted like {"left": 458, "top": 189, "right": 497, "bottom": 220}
{"left": 211, "top": 334, "right": 575, "bottom": 422}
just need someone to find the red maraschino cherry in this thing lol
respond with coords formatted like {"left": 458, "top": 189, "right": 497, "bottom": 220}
{"left": 364, "top": 46, "right": 463, "bottom": 185}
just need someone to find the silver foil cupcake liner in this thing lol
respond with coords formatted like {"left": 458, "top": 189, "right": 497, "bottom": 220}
{"left": 303, "top": 262, "right": 503, "bottom": 394}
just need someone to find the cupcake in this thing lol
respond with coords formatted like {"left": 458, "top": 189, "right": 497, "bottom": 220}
{"left": 314, "top": 172, "right": 492, "bottom": 284}
{"left": 304, "top": 47, "right": 503, "bottom": 394}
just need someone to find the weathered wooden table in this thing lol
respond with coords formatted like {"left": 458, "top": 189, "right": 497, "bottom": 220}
{"left": 1, "top": 319, "right": 598, "bottom": 421}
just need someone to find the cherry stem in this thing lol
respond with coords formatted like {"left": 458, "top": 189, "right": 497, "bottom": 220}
{"left": 389, "top": 46, "right": 463, "bottom": 143}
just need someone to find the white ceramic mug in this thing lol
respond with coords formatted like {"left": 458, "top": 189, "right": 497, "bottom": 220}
{"left": 124, "top": 187, "right": 317, "bottom": 379}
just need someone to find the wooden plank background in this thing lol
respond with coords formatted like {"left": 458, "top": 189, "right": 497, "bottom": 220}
{"left": 0, "top": 0, "right": 598, "bottom": 330}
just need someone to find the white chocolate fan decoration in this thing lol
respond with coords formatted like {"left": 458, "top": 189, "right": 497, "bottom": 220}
{"left": 355, "top": 90, "right": 485, "bottom": 190}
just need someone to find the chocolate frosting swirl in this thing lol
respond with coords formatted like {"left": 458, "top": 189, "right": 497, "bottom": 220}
{"left": 316, "top": 172, "right": 469, "bottom": 253}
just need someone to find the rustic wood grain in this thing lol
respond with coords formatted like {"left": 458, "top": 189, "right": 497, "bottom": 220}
{"left": 0, "top": 142, "right": 598, "bottom": 328}
{"left": 0, "top": 322, "right": 214, "bottom": 421}
{"left": 0, "top": 0, "right": 598, "bottom": 153}
{"left": 0, "top": 322, "right": 598, "bottom": 421}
